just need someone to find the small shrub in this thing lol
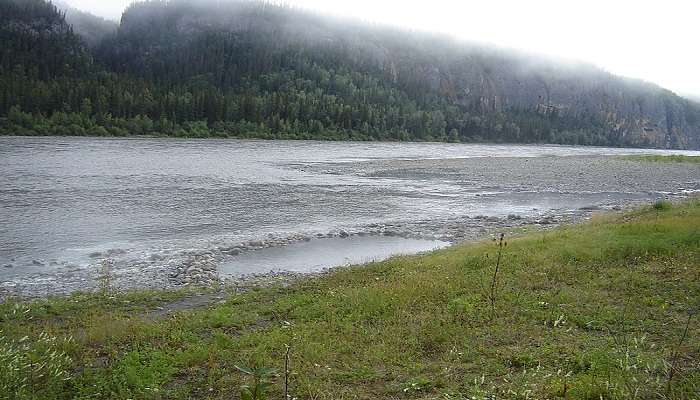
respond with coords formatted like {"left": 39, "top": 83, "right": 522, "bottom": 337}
{"left": 235, "top": 364, "right": 278, "bottom": 400}
{"left": 448, "top": 294, "right": 483, "bottom": 322}
{"left": 653, "top": 200, "right": 672, "bottom": 211}
{"left": 402, "top": 376, "right": 435, "bottom": 393}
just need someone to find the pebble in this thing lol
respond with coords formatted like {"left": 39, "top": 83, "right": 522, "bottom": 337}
{"left": 536, "top": 217, "right": 557, "bottom": 225}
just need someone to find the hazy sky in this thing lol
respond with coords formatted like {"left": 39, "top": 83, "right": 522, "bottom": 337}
{"left": 64, "top": 0, "right": 700, "bottom": 98}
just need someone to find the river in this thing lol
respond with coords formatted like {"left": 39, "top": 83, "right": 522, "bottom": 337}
{"left": 1, "top": 137, "right": 698, "bottom": 296}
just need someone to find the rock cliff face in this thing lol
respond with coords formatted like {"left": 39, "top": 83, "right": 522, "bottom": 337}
{"left": 361, "top": 39, "right": 699, "bottom": 148}
{"left": 109, "top": 0, "right": 700, "bottom": 148}
{"left": 408, "top": 61, "right": 699, "bottom": 148}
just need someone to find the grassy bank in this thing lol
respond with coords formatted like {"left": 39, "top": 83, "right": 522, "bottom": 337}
{"left": 1, "top": 202, "right": 699, "bottom": 399}
{"left": 623, "top": 155, "right": 700, "bottom": 164}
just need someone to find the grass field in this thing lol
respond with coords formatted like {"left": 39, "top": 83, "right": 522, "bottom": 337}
{"left": 623, "top": 155, "right": 700, "bottom": 164}
{"left": 1, "top": 201, "right": 699, "bottom": 399}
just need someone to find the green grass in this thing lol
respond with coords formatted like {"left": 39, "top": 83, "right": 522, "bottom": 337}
{"left": 653, "top": 199, "right": 673, "bottom": 210}
{"left": 2, "top": 201, "right": 699, "bottom": 399}
{"left": 623, "top": 154, "right": 700, "bottom": 164}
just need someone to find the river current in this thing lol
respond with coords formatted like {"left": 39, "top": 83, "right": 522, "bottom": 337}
{"left": 1, "top": 137, "right": 698, "bottom": 296}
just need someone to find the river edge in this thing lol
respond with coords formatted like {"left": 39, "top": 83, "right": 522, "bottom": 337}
{"left": 0, "top": 199, "right": 650, "bottom": 302}
{"left": 2, "top": 198, "right": 698, "bottom": 399}
{"left": 3, "top": 138, "right": 700, "bottom": 300}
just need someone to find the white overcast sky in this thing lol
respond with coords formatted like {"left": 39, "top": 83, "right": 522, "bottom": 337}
{"left": 64, "top": 0, "right": 700, "bottom": 98}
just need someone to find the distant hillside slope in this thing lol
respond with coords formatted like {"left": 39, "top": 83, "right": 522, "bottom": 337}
{"left": 1, "top": 0, "right": 699, "bottom": 148}
{"left": 0, "top": 0, "right": 92, "bottom": 78}
{"left": 53, "top": 0, "right": 117, "bottom": 47}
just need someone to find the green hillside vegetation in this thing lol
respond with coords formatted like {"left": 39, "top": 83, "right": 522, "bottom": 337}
{"left": 1, "top": 200, "right": 698, "bottom": 399}
{"left": 1, "top": 0, "right": 699, "bottom": 148}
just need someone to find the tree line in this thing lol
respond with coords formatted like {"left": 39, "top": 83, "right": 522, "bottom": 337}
{"left": 0, "top": 0, "right": 694, "bottom": 148}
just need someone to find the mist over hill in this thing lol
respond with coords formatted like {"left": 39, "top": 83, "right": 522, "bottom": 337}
{"left": 2, "top": 0, "right": 699, "bottom": 148}
{"left": 686, "top": 94, "right": 700, "bottom": 105}
{"left": 52, "top": 0, "right": 117, "bottom": 47}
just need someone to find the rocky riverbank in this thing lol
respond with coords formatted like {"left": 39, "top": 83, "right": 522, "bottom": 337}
{"left": 0, "top": 205, "right": 616, "bottom": 299}
{"left": 2, "top": 150, "right": 698, "bottom": 300}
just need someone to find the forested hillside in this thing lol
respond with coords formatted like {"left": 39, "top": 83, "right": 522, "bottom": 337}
{"left": 2, "top": 0, "right": 699, "bottom": 148}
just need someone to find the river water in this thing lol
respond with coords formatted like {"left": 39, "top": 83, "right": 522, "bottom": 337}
{"left": 1, "top": 137, "right": 699, "bottom": 296}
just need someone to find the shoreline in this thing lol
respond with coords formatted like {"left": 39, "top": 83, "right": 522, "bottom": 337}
{"left": 1, "top": 199, "right": 698, "bottom": 399}
{"left": 3, "top": 135, "right": 700, "bottom": 153}
{"left": 2, "top": 143, "right": 699, "bottom": 300}
{"left": 0, "top": 201, "right": 633, "bottom": 301}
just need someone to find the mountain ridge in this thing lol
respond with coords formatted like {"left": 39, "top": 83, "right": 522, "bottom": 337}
{"left": 1, "top": 0, "right": 699, "bottom": 149}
